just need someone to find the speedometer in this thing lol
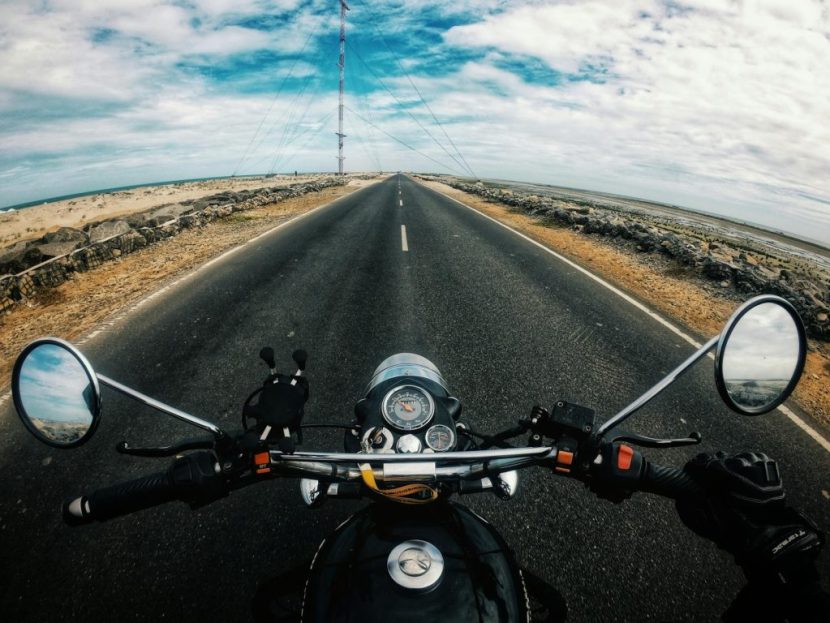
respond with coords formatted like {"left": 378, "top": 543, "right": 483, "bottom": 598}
{"left": 425, "top": 424, "right": 455, "bottom": 452}
{"left": 381, "top": 385, "right": 434, "bottom": 430}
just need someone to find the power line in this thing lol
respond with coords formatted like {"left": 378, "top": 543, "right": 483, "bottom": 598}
{"left": 273, "top": 109, "right": 337, "bottom": 173}
{"left": 350, "top": 0, "right": 477, "bottom": 178}
{"left": 348, "top": 40, "right": 473, "bottom": 177}
{"left": 345, "top": 105, "right": 466, "bottom": 175}
{"left": 232, "top": 28, "right": 318, "bottom": 176}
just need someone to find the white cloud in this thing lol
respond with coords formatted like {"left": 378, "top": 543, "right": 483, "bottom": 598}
{"left": 436, "top": 0, "right": 830, "bottom": 241}
{"left": 0, "top": 0, "right": 828, "bottom": 243}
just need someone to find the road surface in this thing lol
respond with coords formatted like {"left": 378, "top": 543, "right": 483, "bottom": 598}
{"left": 1, "top": 174, "right": 828, "bottom": 621}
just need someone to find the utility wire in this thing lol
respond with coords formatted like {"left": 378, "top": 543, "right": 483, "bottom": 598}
{"left": 347, "top": 40, "right": 472, "bottom": 177}
{"left": 278, "top": 109, "right": 337, "bottom": 172}
{"left": 345, "top": 105, "right": 465, "bottom": 175}
{"left": 232, "top": 28, "right": 318, "bottom": 176}
{"left": 350, "top": 0, "right": 477, "bottom": 178}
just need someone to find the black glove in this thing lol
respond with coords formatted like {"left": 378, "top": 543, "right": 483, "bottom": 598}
{"left": 676, "top": 452, "right": 823, "bottom": 583}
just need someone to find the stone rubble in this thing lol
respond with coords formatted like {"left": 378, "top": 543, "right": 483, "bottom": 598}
{"left": 429, "top": 177, "right": 830, "bottom": 342}
{"left": 0, "top": 177, "right": 346, "bottom": 314}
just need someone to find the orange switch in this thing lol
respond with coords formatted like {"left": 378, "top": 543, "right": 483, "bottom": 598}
{"left": 617, "top": 445, "right": 634, "bottom": 470}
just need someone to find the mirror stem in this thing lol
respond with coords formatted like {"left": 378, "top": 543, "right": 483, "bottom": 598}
{"left": 597, "top": 335, "right": 719, "bottom": 436}
{"left": 97, "top": 374, "right": 227, "bottom": 438}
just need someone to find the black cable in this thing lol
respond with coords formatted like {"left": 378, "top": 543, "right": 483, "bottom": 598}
{"left": 232, "top": 28, "right": 318, "bottom": 176}
{"left": 345, "top": 106, "right": 466, "bottom": 174}
{"left": 348, "top": 39, "right": 471, "bottom": 176}
{"left": 351, "top": 0, "right": 477, "bottom": 178}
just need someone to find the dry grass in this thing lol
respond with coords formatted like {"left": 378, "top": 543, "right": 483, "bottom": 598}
{"left": 0, "top": 181, "right": 376, "bottom": 386}
{"left": 421, "top": 180, "right": 830, "bottom": 432}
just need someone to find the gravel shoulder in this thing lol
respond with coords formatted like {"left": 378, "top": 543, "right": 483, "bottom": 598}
{"left": 419, "top": 179, "right": 830, "bottom": 433}
{"left": 0, "top": 178, "right": 383, "bottom": 391}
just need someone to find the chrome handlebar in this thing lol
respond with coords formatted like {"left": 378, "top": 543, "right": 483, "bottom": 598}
{"left": 267, "top": 446, "right": 558, "bottom": 483}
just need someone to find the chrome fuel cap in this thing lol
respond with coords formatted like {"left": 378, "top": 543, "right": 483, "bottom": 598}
{"left": 387, "top": 540, "right": 444, "bottom": 591}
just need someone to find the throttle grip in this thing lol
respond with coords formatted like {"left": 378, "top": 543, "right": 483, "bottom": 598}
{"left": 63, "top": 471, "right": 177, "bottom": 525}
{"left": 590, "top": 442, "right": 705, "bottom": 502}
{"left": 638, "top": 462, "right": 705, "bottom": 500}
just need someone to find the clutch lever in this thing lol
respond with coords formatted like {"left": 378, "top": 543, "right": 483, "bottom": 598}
{"left": 116, "top": 438, "right": 215, "bottom": 457}
{"left": 607, "top": 430, "right": 702, "bottom": 448}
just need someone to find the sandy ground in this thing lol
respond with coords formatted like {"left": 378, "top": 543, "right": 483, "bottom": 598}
{"left": 420, "top": 180, "right": 830, "bottom": 432}
{"left": 1, "top": 174, "right": 827, "bottom": 433}
{"left": 0, "top": 174, "right": 354, "bottom": 247}
{"left": 0, "top": 178, "right": 383, "bottom": 389}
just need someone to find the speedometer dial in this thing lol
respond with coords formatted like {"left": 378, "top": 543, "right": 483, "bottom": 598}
{"left": 425, "top": 424, "right": 455, "bottom": 452}
{"left": 381, "top": 385, "right": 434, "bottom": 430}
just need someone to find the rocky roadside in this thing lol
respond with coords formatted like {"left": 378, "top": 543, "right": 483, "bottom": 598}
{"left": 0, "top": 176, "right": 361, "bottom": 313}
{"left": 415, "top": 176, "right": 830, "bottom": 432}
{"left": 0, "top": 179, "right": 381, "bottom": 388}
{"left": 421, "top": 176, "right": 829, "bottom": 342}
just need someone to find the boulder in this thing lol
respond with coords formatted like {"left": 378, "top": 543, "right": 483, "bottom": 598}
{"left": 734, "top": 268, "right": 767, "bottom": 293}
{"left": 42, "top": 227, "right": 88, "bottom": 246}
{"left": 112, "top": 230, "right": 147, "bottom": 253}
{"left": 702, "top": 256, "right": 736, "bottom": 281}
{"left": 88, "top": 220, "right": 132, "bottom": 243}
{"left": 35, "top": 241, "right": 79, "bottom": 260}
{"left": 0, "top": 244, "right": 44, "bottom": 275}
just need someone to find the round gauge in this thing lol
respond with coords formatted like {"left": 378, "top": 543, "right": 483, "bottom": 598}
{"left": 425, "top": 424, "right": 455, "bottom": 452}
{"left": 381, "top": 385, "right": 434, "bottom": 431}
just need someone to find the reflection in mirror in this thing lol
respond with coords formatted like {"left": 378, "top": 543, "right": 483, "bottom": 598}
{"left": 16, "top": 343, "right": 97, "bottom": 445}
{"left": 721, "top": 302, "right": 801, "bottom": 412}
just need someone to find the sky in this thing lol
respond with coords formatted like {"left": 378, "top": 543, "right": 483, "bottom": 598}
{"left": 19, "top": 343, "right": 95, "bottom": 428}
{"left": 722, "top": 302, "right": 800, "bottom": 381}
{"left": 1, "top": 0, "right": 829, "bottom": 243}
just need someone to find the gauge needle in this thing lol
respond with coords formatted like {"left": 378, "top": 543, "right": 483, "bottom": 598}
{"left": 402, "top": 402, "right": 414, "bottom": 412}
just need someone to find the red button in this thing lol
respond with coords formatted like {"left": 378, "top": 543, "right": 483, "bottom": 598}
{"left": 617, "top": 445, "right": 634, "bottom": 470}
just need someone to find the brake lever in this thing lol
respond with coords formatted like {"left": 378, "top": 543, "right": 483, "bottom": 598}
{"left": 116, "top": 439, "right": 214, "bottom": 457}
{"left": 607, "top": 431, "right": 702, "bottom": 449}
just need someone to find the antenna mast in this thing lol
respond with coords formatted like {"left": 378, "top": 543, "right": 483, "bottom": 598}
{"left": 337, "top": 0, "right": 349, "bottom": 175}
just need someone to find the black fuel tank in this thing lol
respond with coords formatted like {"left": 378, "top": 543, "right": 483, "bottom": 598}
{"left": 302, "top": 502, "right": 528, "bottom": 623}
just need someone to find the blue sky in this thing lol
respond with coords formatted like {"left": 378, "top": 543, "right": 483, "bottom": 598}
{"left": 1, "top": 0, "right": 829, "bottom": 243}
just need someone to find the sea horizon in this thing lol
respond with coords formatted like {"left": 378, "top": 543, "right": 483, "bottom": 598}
{"left": 1, "top": 172, "right": 828, "bottom": 253}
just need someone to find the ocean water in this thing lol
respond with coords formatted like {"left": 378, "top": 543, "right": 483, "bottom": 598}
{"left": 2, "top": 174, "right": 828, "bottom": 251}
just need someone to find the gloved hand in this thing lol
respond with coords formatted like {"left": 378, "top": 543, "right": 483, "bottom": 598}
{"left": 676, "top": 452, "right": 823, "bottom": 583}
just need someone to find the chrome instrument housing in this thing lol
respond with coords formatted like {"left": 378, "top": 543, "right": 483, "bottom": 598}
{"left": 365, "top": 353, "right": 448, "bottom": 395}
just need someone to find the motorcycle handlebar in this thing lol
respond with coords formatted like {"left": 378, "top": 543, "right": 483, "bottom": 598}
{"left": 60, "top": 446, "right": 706, "bottom": 526}
{"left": 62, "top": 452, "right": 227, "bottom": 526}
{"left": 63, "top": 471, "right": 177, "bottom": 525}
{"left": 636, "top": 462, "right": 705, "bottom": 500}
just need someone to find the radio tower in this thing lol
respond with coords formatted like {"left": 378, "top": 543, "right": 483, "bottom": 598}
{"left": 337, "top": 0, "right": 349, "bottom": 175}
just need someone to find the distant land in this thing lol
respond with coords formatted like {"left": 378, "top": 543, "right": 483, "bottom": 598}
{"left": 0, "top": 172, "right": 320, "bottom": 212}
{"left": 1, "top": 172, "right": 827, "bottom": 253}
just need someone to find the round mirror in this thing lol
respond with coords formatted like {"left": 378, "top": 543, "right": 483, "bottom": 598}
{"left": 12, "top": 338, "right": 101, "bottom": 447}
{"left": 715, "top": 295, "right": 806, "bottom": 415}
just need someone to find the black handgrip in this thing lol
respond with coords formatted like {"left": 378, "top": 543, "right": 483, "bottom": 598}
{"left": 638, "top": 463, "right": 705, "bottom": 500}
{"left": 62, "top": 452, "right": 227, "bottom": 526}
{"left": 63, "top": 471, "right": 176, "bottom": 525}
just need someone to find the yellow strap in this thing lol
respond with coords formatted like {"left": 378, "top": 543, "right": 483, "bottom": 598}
{"left": 359, "top": 463, "right": 438, "bottom": 505}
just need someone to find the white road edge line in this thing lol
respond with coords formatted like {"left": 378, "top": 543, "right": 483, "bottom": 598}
{"left": 18, "top": 187, "right": 358, "bottom": 350}
{"left": 401, "top": 225, "right": 409, "bottom": 252}
{"left": 1, "top": 185, "right": 381, "bottom": 420}
{"left": 400, "top": 199, "right": 403, "bottom": 207}
{"left": 429, "top": 185, "right": 830, "bottom": 455}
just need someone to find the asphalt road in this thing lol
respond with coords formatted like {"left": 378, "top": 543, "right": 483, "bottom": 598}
{"left": 1, "top": 175, "right": 828, "bottom": 622}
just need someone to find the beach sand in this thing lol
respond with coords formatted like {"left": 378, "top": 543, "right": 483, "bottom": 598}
{"left": 0, "top": 174, "right": 347, "bottom": 246}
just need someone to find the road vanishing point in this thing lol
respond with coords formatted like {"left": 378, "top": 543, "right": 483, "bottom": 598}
{"left": 1, "top": 174, "right": 828, "bottom": 621}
